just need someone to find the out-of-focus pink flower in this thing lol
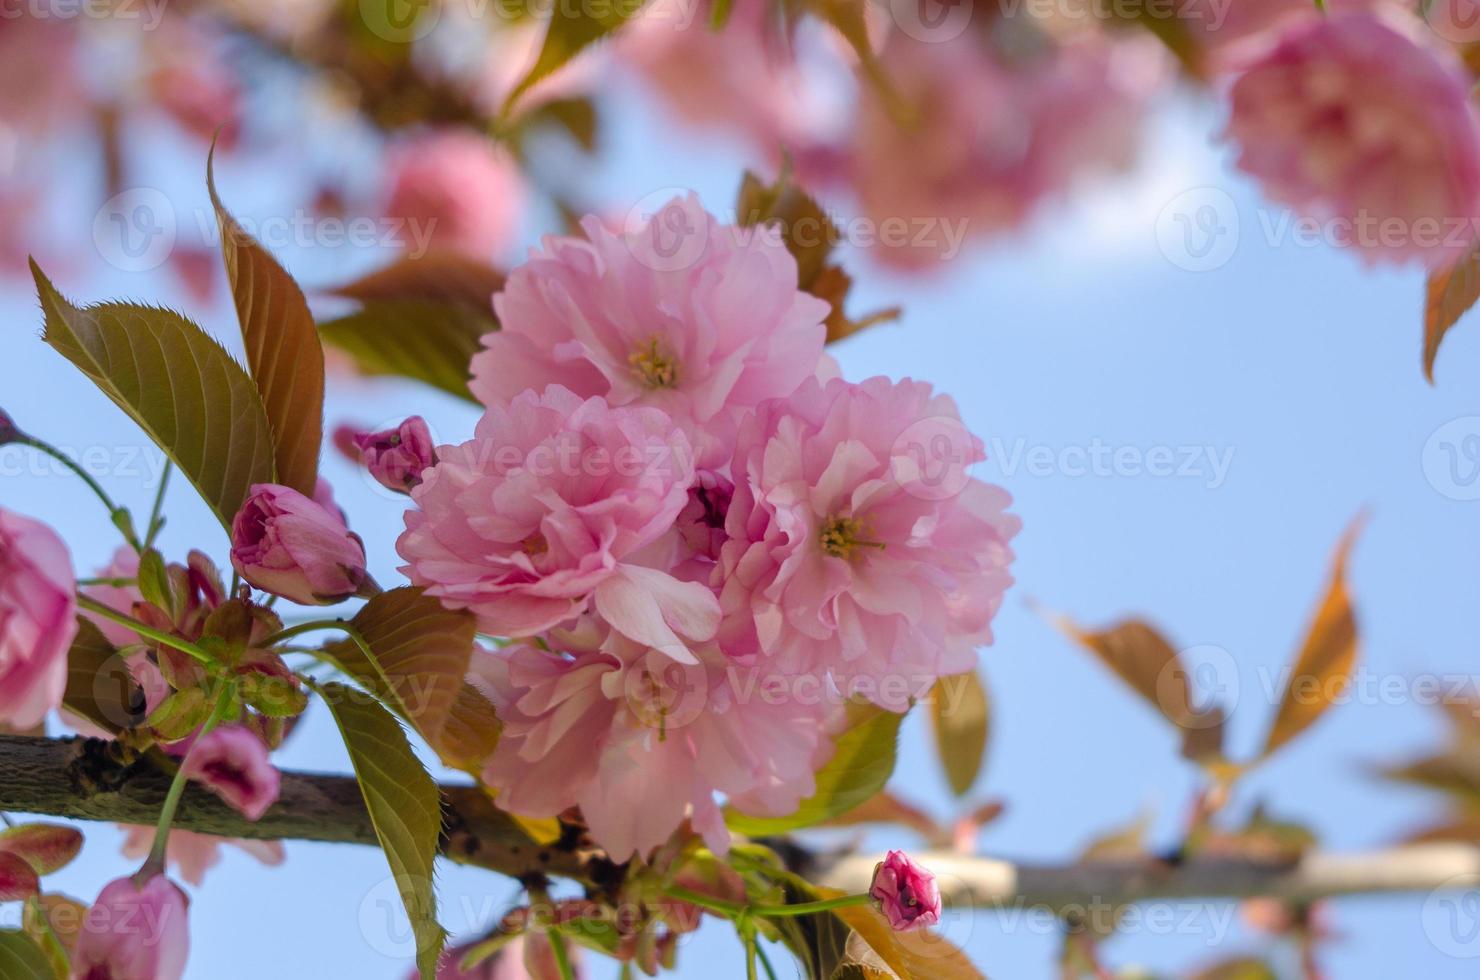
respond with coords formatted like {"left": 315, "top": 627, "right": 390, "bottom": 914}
{"left": 869, "top": 850, "right": 941, "bottom": 932}
{"left": 0, "top": 508, "right": 77, "bottom": 730}
{"left": 230, "top": 484, "right": 371, "bottom": 605}
{"left": 717, "top": 376, "right": 1018, "bottom": 709}
{"left": 384, "top": 130, "right": 522, "bottom": 260}
{"left": 621, "top": 0, "right": 847, "bottom": 158}
{"left": 1226, "top": 12, "right": 1480, "bottom": 268}
{"left": 837, "top": 32, "right": 1162, "bottom": 269}
{"left": 407, "top": 934, "right": 585, "bottom": 980}
{"left": 180, "top": 724, "right": 281, "bottom": 821}
{"left": 474, "top": 629, "right": 838, "bottom": 861}
{"left": 82, "top": 546, "right": 143, "bottom": 648}
{"left": 0, "top": 14, "right": 81, "bottom": 133}
{"left": 398, "top": 386, "right": 717, "bottom": 660}
{"left": 349, "top": 417, "right": 438, "bottom": 494}
{"left": 469, "top": 196, "right": 829, "bottom": 467}
{"left": 119, "top": 827, "right": 285, "bottom": 888}
{"left": 71, "top": 873, "right": 190, "bottom": 980}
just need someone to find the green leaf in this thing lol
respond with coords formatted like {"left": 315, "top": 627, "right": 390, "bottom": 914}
{"left": 31, "top": 261, "right": 276, "bottom": 530}
{"left": 929, "top": 670, "right": 990, "bottom": 798}
{"left": 501, "top": 0, "right": 650, "bottom": 114}
{"left": 319, "top": 300, "right": 489, "bottom": 403}
{"left": 316, "top": 681, "right": 446, "bottom": 977}
{"left": 62, "top": 618, "right": 145, "bottom": 735}
{"left": 321, "top": 588, "right": 498, "bottom": 772}
{"left": 727, "top": 706, "right": 902, "bottom": 835}
{"left": 208, "top": 147, "right": 324, "bottom": 496}
{"left": 1423, "top": 238, "right": 1480, "bottom": 382}
{"left": 0, "top": 929, "right": 52, "bottom": 979}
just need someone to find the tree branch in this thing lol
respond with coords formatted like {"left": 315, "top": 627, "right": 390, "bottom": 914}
{"left": 3, "top": 737, "right": 1476, "bottom": 912}
{"left": 816, "top": 846, "right": 1480, "bottom": 908}
{"left": 0, "top": 736, "right": 616, "bottom": 889}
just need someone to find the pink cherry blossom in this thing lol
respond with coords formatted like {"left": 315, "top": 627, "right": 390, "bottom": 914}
{"left": 474, "top": 628, "right": 839, "bottom": 861}
{"left": 230, "top": 484, "right": 372, "bottom": 605}
{"left": 469, "top": 195, "right": 829, "bottom": 467}
{"left": 180, "top": 724, "right": 281, "bottom": 821}
{"left": 1226, "top": 11, "right": 1480, "bottom": 267}
{"left": 398, "top": 386, "right": 718, "bottom": 660}
{"left": 717, "top": 376, "right": 1018, "bottom": 709}
{"left": 72, "top": 873, "right": 190, "bottom": 980}
{"left": 384, "top": 129, "right": 523, "bottom": 260}
{"left": 869, "top": 850, "right": 941, "bottom": 932}
{"left": 0, "top": 508, "right": 77, "bottom": 730}
{"left": 836, "top": 32, "right": 1162, "bottom": 269}
{"left": 621, "top": 0, "right": 848, "bottom": 158}
{"left": 120, "top": 826, "right": 285, "bottom": 887}
{"left": 348, "top": 416, "right": 439, "bottom": 494}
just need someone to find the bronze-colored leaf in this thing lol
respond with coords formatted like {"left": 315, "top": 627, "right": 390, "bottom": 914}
{"left": 320, "top": 587, "right": 496, "bottom": 770}
{"left": 208, "top": 147, "right": 323, "bottom": 497}
{"left": 1259, "top": 520, "right": 1362, "bottom": 759}
{"left": 328, "top": 250, "right": 505, "bottom": 315}
{"left": 819, "top": 791, "right": 940, "bottom": 841}
{"left": 1053, "top": 615, "right": 1196, "bottom": 729}
{"left": 1423, "top": 238, "right": 1480, "bottom": 382}
{"left": 831, "top": 900, "right": 983, "bottom": 980}
{"left": 929, "top": 671, "right": 990, "bottom": 798}
{"left": 62, "top": 618, "right": 145, "bottom": 735}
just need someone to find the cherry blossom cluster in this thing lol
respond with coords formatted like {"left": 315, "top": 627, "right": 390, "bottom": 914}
{"left": 382, "top": 195, "right": 1020, "bottom": 861}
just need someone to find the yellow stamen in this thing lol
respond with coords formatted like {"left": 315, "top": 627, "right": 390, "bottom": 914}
{"left": 629, "top": 337, "right": 679, "bottom": 390}
{"left": 819, "top": 515, "right": 887, "bottom": 561}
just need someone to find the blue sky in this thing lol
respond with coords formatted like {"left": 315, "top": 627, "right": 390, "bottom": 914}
{"left": 3, "top": 78, "right": 1480, "bottom": 978}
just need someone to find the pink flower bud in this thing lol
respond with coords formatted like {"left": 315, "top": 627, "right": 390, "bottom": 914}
{"left": 230, "top": 484, "right": 371, "bottom": 605}
{"left": 0, "top": 407, "right": 19, "bottom": 444}
{"left": 868, "top": 850, "right": 941, "bottom": 933}
{"left": 180, "top": 724, "right": 281, "bottom": 821}
{"left": 352, "top": 417, "right": 438, "bottom": 494}
{"left": 0, "top": 508, "right": 77, "bottom": 730}
{"left": 72, "top": 873, "right": 190, "bottom": 980}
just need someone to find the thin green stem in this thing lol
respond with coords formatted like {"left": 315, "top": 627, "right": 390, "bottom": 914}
{"left": 547, "top": 927, "right": 576, "bottom": 980}
{"left": 76, "top": 576, "right": 137, "bottom": 588}
{"left": 20, "top": 436, "right": 139, "bottom": 548}
{"left": 742, "top": 922, "right": 758, "bottom": 980}
{"left": 528, "top": 884, "right": 576, "bottom": 980}
{"left": 75, "top": 595, "right": 216, "bottom": 666}
{"left": 665, "top": 883, "right": 873, "bottom": 922}
{"left": 748, "top": 894, "right": 872, "bottom": 918}
{"left": 144, "top": 462, "right": 172, "bottom": 549}
{"left": 260, "top": 619, "right": 350, "bottom": 648}
{"left": 665, "top": 884, "right": 748, "bottom": 917}
{"left": 146, "top": 683, "right": 234, "bottom": 870}
{"left": 755, "top": 942, "right": 779, "bottom": 980}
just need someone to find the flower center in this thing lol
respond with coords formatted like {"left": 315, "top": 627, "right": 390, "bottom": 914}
{"left": 521, "top": 532, "right": 548, "bottom": 557}
{"left": 819, "top": 515, "right": 886, "bottom": 561}
{"left": 629, "top": 337, "right": 678, "bottom": 390}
